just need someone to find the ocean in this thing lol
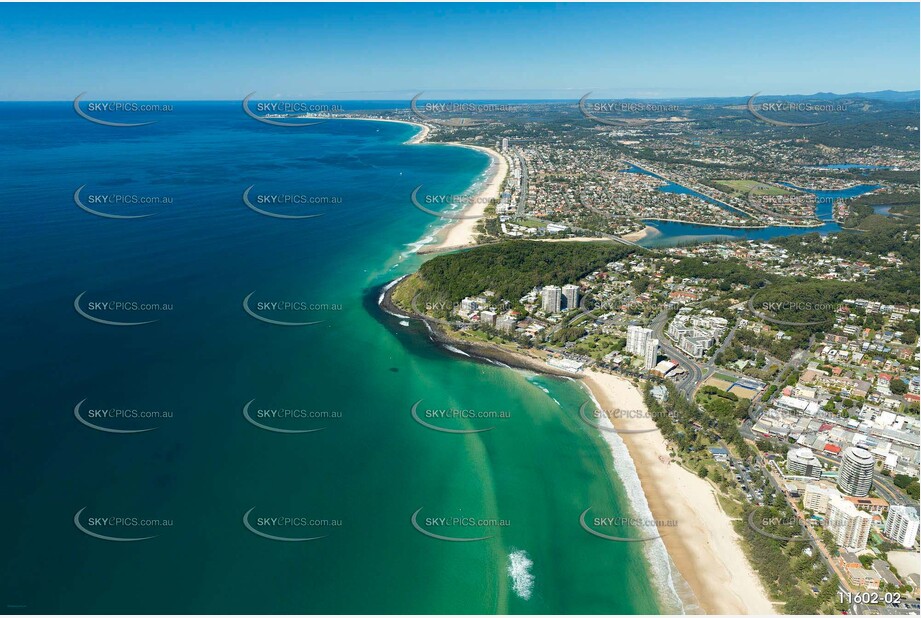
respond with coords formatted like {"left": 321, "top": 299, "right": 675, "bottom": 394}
{"left": 0, "top": 102, "right": 670, "bottom": 614}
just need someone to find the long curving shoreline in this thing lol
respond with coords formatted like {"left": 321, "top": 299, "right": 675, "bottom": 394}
{"left": 374, "top": 116, "right": 777, "bottom": 614}
{"left": 341, "top": 116, "right": 506, "bottom": 255}
{"left": 582, "top": 370, "right": 776, "bottom": 615}
{"left": 333, "top": 116, "right": 431, "bottom": 144}
{"left": 379, "top": 278, "right": 777, "bottom": 614}
{"left": 418, "top": 142, "right": 508, "bottom": 254}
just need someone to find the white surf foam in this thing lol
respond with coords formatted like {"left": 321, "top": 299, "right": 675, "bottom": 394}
{"left": 507, "top": 549, "right": 534, "bottom": 601}
{"left": 584, "top": 388, "right": 688, "bottom": 614}
{"left": 402, "top": 233, "right": 437, "bottom": 257}
{"left": 377, "top": 275, "right": 411, "bottom": 319}
{"left": 443, "top": 344, "right": 471, "bottom": 357}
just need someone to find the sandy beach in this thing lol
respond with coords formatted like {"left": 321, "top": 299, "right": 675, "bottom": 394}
{"left": 340, "top": 116, "right": 505, "bottom": 255}
{"left": 622, "top": 225, "right": 656, "bottom": 243}
{"left": 403, "top": 121, "right": 430, "bottom": 144}
{"left": 581, "top": 369, "right": 776, "bottom": 615}
{"left": 418, "top": 143, "right": 508, "bottom": 254}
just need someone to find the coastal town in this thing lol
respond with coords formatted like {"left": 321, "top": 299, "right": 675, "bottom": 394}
{"left": 379, "top": 92, "right": 920, "bottom": 615}
{"left": 8, "top": 2, "right": 920, "bottom": 617}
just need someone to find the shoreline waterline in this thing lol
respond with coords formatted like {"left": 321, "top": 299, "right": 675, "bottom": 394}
{"left": 418, "top": 142, "right": 508, "bottom": 254}
{"left": 371, "top": 117, "right": 774, "bottom": 613}
{"left": 377, "top": 275, "right": 773, "bottom": 614}
{"left": 580, "top": 383, "right": 693, "bottom": 615}
{"left": 340, "top": 115, "right": 507, "bottom": 256}
{"left": 581, "top": 369, "right": 776, "bottom": 615}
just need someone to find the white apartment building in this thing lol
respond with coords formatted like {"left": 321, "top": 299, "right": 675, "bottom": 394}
{"left": 666, "top": 312, "right": 725, "bottom": 359}
{"left": 541, "top": 285, "right": 562, "bottom": 314}
{"left": 884, "top": 505, "right": 919, "bottom": 549}
{"left": 787, "top": 447, "right": 823, "bottom": 480}
{"left": 803, "top": 484, "right": 840, "bottom": 514}
{"left": 626, "top": 324, "right": 653, "bottom": 356}
{"left": 827, "top": 496, "right": 873, "bottom": 550}
{"left": 496, "top": 315, "right": 517, "bottom": 333}
{"left": 838, "top": 446, "right": 875, "bottom": 497}
{"left": 561, "top": 284, "right": 580, "bottom": 310}
{"left": 644, "top": 338, "right": 659, "bottom": 371}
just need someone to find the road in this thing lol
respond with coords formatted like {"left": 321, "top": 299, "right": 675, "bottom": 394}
{"left": 697, "top": 323, "right": 739, "bottom": 386}
{"left": 752, "top": 449, "right": 856, "bottom": 597}
{"left": 560, "top": 222, "right": 642, "bottom": 248}
{"left": 650, "top": 308, "right": 702, "bottom": 398}
{"left": 812, "top": 451, "right": 918, "bottom": 509}
{"left": 515, "top": 148, "right": 528, "bottom": 216}
{"left": 512, "top": 149, "right": 641, "bottom": 248}
{"left": 742, "top": 421, "right": 918, "bottom": 510}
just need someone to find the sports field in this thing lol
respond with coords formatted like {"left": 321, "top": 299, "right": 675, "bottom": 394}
{"left": 713, "top": 179, "right": 793, "bottom": 196}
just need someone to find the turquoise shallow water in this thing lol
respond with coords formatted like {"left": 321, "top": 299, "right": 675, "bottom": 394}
{"left": 0, "top": 103, "right": 666, "bottom": 614}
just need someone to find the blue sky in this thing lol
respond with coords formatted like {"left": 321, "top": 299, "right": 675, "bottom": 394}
{"left": 1, "top": 3, "right": 918, "bottom": 100}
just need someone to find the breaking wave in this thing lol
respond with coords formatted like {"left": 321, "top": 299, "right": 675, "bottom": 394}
{"left": 507, "top": 549, "right": 534, "bottom": 601}
{"left": 585, "top": 388, "right": 689, "bottom": 614}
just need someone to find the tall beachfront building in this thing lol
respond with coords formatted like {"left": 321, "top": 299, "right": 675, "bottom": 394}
{"left": 541, "top": 285, "right": 562, "bottom": 314}
{"left": 837, "top": 447, "right": 874, "bottom": 497}
{"left": 787, "top": 447, "right": 823, "bottom": 480}
{"left": 644, "top": 338, "right": 659, "bottom": 371}
{"left": 803, "top": 484, "right": 840, "bottom": 514}
{"left": 884, "top": 505, "right": 920, "bottom": 549}
{"left": 626, "top": 324, "right": 653, "bottom": 357}
{"left": 827, "top": 496, "right": 873, "bottom": 550}
{"left": 561, "top": 284, "right": 580, "bottom": 310}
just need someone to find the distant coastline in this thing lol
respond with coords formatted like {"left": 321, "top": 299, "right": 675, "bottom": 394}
{"left": 418, "top": 142, "right": 507, "bottom": 255}
{"left": 339, "top": 115, "right": 506, "bottom": 255}
{"left": 328, "top": 115, "right": 431, "bottom": 144}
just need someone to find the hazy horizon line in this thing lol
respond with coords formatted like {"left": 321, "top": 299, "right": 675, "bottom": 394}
{"left": 6, "top": 89, "right": 920, "bottom": 104}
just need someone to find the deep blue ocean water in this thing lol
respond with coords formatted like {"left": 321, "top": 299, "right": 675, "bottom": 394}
{"left": 0, "top": 102, "right": 667, "bottom": 614}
